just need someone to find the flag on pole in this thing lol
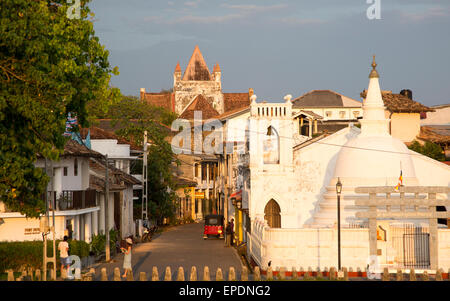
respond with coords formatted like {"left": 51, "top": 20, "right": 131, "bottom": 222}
{"left": 394, "top": 170, "right": 403, "bottom": 191}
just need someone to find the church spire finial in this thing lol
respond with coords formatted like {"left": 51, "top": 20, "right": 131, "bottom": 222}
{"left": 175, "top": 61, "right": 181, "bottom": 73}
{"left": 369, "top": 55, "right": 379, "bottom": 78}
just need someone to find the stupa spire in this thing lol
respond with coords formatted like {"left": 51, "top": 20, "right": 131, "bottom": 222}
{"left": 369, "top": 55, "right": 379, "bottom": 78}
{"left": 360, "top": 55, "right": 390, "bottom": 136}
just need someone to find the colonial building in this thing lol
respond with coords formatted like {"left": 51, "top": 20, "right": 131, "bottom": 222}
{"left": 140, "top": 45, "right": 251, "bottom": 119}
{"left": 360, "top": 89, "right": 434, "bottom": 143}
{"left": 0, "top": 140, "right": 138, "bottom": 242}
{"left": 141, "top": 45, "right": 253, "bottom": 221}
{"left": 221, "top": 57, "right": 450, "bottom": 271}
{"left": 292, "top": 90, "right": 363, "bottom": 135}
{"left": 291, "top": 88, "right": 433, "bottom": 143}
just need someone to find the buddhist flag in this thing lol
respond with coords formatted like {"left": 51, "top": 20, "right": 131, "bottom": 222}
{"left": 394, "top": 170, "right": 403, "bottom": 191}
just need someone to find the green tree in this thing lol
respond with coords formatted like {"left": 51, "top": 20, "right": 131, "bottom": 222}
{"left": 109, "top": 97, "right": 179, "bottom": 224}
{"left": 408, "top": 140, "right": 445, "bottom": 161}
{"left": 0, "top": 0, "right": 118, "bottom": 217}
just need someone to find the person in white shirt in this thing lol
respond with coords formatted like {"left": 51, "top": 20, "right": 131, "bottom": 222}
{"left": 58, "top": 236, "right": 70, "bottom": 277}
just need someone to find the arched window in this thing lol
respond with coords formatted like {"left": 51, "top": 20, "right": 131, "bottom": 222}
{"left": 264, "top": 199, "right": 281, "bottom": 228}
{"left": 263, "top": 126, "right": 279, "bottom": 164}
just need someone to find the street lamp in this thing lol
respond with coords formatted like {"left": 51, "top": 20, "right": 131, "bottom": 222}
{"left": 336, "top": 177, "right": 342, "bottom": 271}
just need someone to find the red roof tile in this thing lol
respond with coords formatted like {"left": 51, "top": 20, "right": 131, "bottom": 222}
{"left": 180, "top": 95, "right": 219, "bottom": 120}
{"left": 360, "top": 90, "right": 434, "bottom": 113}
{"left": 141, "top": 93, "right": 173, "bottom": 111}
{"left": 224, "top": 93, "right": 251, "bottom": 112}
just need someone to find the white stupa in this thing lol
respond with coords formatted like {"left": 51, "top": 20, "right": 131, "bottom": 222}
{"left": 311, "top": 56, "right": 419, "bottom": 227}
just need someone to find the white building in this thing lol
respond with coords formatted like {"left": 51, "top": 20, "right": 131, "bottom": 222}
{"left": 81, "top": 126, "right": 141, "bottom": 238}
{"left": 0, "top": 140, "right": 103, "bottom": 242}
{"left": 225, "top": 58, "right": 450, "bottom": 271}
{"left": 0, "top": 139, "right": 139, "bottom": 242}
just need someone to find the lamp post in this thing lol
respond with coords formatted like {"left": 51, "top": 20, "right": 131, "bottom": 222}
{"left": 336, "top": 177, "right": 343, "bottom": 271}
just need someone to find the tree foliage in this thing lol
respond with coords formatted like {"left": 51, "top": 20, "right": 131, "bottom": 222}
{"left": 0, "top": 0, "right": 117, "bottom": 217}
{"left": 408, "top": 140, "right": 445, "bottom": 161}
{"left": 109, "top": 96, "right": 179, "bottom": 223}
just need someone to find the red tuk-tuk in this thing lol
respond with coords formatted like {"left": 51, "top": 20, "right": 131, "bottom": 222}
{"left": 203, "top": 214, "right": 224, "bottom": 239}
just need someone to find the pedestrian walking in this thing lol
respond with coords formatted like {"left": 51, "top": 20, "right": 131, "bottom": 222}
{"left": 58, "top": 236, "right": 70, "bottom": 278}
{"left": 121, "top": 237, "right": 133, "bottom": 278}
{"left": 230, "top": 218, "right": 234, "bottom": 246}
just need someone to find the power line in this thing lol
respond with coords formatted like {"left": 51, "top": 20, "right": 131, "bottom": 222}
{"left": 170, "top": 123, "right": 428, "bottom": 158}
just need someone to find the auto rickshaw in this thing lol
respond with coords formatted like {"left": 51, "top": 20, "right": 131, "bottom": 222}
{"left": 203, "top": 214, "right": 224, "bottom": 239}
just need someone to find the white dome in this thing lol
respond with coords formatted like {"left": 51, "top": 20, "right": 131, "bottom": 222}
{"left": 333, "top": 134, "right": 417, "bottom": 186}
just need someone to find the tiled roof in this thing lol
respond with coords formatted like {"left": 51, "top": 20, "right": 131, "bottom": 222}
{"left": 80, "top": 126, "right": 140, "bottom": 151}
{"left": 141, "top": 92, "right": 173, "bottom": 111}
{"left": 293, "top": 110, "right": 324, "bottom": 120}
{"left": 60, "top": 140, "right": 104, "bottom": 158}
{"left": 174, "top": 176, "right": 197, "bottom": 187}
{"left": 293, "top": 90, "right": 361, "bottom": 108}
{"left": 216, "top": 106, "right": 250, "bottom": 121}
{"left": 224, "top": 92, "right": 251, "bottom": 111}
{"left": 182, "top": 45, "right": 212, "bottom": 81}
{"left": 89, "top": 159, "right": 141, "bottom": 188}
{"left": 360, "top": 90, "right": 434, "bottom": 113}
{"left": 180, "top": 95, "right": 219, "bottom": 120}
{"left": 418, "top": 125, "right": 450, "bottom": 144}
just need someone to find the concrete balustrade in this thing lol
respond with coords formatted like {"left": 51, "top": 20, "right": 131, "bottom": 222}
{"left": 3, "top": 265, "right": 449, "bottom": 281}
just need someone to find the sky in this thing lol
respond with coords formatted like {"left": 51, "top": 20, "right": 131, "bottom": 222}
{"left": 89, "top": 0, "right": 450, "bottom": 106}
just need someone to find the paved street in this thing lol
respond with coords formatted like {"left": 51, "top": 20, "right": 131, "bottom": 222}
{"left": 92, "top": 222, "right": 243, "bottom": 281}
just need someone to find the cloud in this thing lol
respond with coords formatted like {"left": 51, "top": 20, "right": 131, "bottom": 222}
{"left": 399, "top": 6, "right": 450, "bottom": 22}
{"left": 278, "top": 17, "right": 326, "bottom": 25}
{"left": 221, "top": 3, "right": 288, "bottom": 13}
{"left": 142, "top": 2, "right": 289, "bottom": 25}
{"left": 173, "top": 14, "right": 244, "bottom": 24}
{"left": 184, "top": 0, "right": 202, "bottom": 8}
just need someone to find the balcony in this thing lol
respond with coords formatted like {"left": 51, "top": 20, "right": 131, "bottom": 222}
{"left": 52, "top": 190, "right": 98, "bottom": 211}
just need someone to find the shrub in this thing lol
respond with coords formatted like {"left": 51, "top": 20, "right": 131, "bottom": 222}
{"left": 90, "top": 234, "right": 106, "bottom": 256}
{"left": 0, "top": 239, "right": 90, "bottom": 274}
{"left": 408, "top": 140, "right": 445, "bottom": 161}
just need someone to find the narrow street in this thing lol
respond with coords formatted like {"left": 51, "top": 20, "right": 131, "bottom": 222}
{"left": 92, "top": 222, "right": 243, "bottom": 281}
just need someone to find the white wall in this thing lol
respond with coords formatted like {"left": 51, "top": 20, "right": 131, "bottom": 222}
{"left": 35, "top": 157, "right": 88, "bottom": 191}
{"left": 0, "top": 216, "right": 65, "bottom": 241}
{"left": 248, "top": 218, "right": 370, "bottom": 270}
{"left": 292, "top": 108, "right": 362, "bottom": 121}
{"left": 90, "top": 140, "right": 130, "bottom": 158}
{"left": 438, "top": 229, "right": 450, "bottom": 270}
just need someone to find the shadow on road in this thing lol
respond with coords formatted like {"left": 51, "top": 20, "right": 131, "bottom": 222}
{"left": 132, "top": 250, "right": 152, "bottom": 273}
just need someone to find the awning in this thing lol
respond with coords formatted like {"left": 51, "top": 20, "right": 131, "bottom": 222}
{"left": 230, "top": 190, "right": 242, "bottom": 200}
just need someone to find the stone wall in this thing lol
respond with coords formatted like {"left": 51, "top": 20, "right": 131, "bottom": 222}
{"left": 174, "top": 80, "right": 223, "bottom": 115}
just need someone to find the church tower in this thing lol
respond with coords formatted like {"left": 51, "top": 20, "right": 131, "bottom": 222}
{"left": 173, "top": 45, "right": 224, "bottom": 115}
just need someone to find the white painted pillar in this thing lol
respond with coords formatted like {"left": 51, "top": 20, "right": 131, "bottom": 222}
{"left": 308, "top": 118, "right": 312, "bottom": 138}
{"left": 99, "top": 194, "right": 105, "bottom": 235}
{"left": 108, "top": 192, "right": 115, "bottom": 231}
{"left": 85, "top": 213, "right": 92, "bottom": 243}
{"left": 92, "top": 211, "right": 98, "bottom": 236}
{"left": 74, "top": 215, "right": 80, "bottom": 240}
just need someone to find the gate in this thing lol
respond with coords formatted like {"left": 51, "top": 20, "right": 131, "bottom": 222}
{"left": 403, "top": 230, "right": 430, "bottom": 269}
{"left": 391, "top": 224, "right": 430, "bottom": 269}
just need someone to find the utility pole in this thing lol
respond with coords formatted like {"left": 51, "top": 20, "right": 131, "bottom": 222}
{"left": 105, "top": 154, "right": 110, "bottom": 262}
{"left": 142, "top": 130, "right": 148, "bottom": 220}
{"left": 42, "top": 159, "right": 56, "bottom": 281}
